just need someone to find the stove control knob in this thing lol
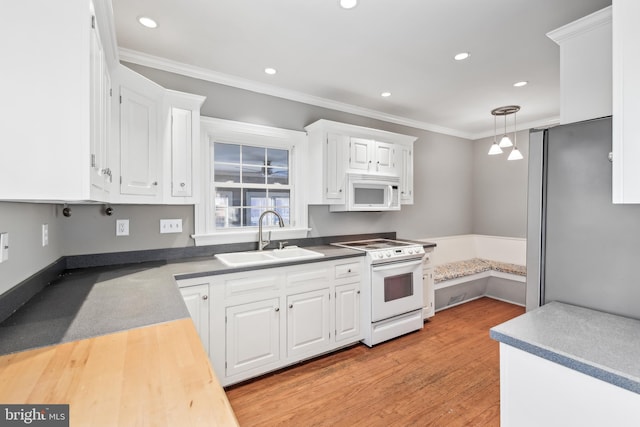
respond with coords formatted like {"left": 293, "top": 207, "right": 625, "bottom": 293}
{"left": 386, "top": 251, "right": 392, "bottom": 258}
{"left": 408, "top": 248, "right": 414, "bottom": 254}
{"left": 375, "top": 252, "right": 383, "bottom": 259}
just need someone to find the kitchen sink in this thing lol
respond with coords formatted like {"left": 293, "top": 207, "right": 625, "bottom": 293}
{"left": 216, "top": 247, "right": 324, "bottom": 267}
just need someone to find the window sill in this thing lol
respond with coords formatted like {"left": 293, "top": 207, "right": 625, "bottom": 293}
{"left": 191, "top": 228, "right": 311, "bottom": 247}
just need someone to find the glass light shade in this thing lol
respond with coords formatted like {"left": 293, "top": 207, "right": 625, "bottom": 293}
{"left": 508, "top": 147, "right": 524, "bottom": 161}
{"left": 488, "top": 142, "right": 503, "bottom": 155}
{"left": 499, "top": 135, "right": 513, "bottom": 148}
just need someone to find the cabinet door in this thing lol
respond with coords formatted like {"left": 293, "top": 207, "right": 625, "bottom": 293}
{"left": 335, "top": 283, "right": 361, "bottom": 343}
{"left": 119, "top": 85, "right": 159, "bottom": 197}
{"left": 325, "top": 133, "right": 346, "bottom": 202}
{"left": 287, "top": 289, "right": 331, "bottom": 359}
{"left": 171, "top": 107, "right": 192, "bottom": 197}
{"left": 374, "top": 141, "right": 396, "bottom": 175}
{"left": 399, "top": 146, "right": 413, "bottom": 204}
{"left": 226, "top": 299, "right": 280, "bottom": 377}
{"left": 349, "top": 137, "right": 373, "bottom": 171}
{"left": 179, "top": 283, "right": 210, "bottom": 355}
{"left": 612, "top": 0, "right": 640, "bottom": 203}
{"left": 423, "top": 267, "right": 435, "bottom": 319}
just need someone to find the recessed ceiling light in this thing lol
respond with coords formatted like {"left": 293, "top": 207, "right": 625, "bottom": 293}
{"left": 137, "top": 16, "right": 158, "bottom": 29}
{"left": 339, "top": 0, "right": 358, "bottom": 10}
{"left": 513, "top": 81, "right": 528, "bottom": 87}
{"left": 264, "top": 67, "right": 277, "bottom": 75}
{"left": 454, "top": 52, "right": 470, "bottom": 61}
{"left": 381, "top": 92, "right": 391, "bottom": 98}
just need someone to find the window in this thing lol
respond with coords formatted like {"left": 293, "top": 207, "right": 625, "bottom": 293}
{"left": 213, "top": 143, "right": 290, "bottom": 228}
{"left": 194, "top": 117, "right": 309, "bottom": 246}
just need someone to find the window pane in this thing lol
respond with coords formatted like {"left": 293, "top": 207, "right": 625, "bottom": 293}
{"left": 267, "top": 167, "right": 288, "bottom": 185}
{"left": 267, "top": 148, "right": 288, "bottom": 167}
{"left": 242, "top": 165, "right": 265, "bottom": 184}
{"left": 214, "top": 163, "right": 240, "bottom": 183}
{"left": 215, "top": 188, "right": 241, "bottom": 207}
{"left": 214, "top": 143, "right": 240, "bottom": 163}
{"left": 242, "top": 146, "right": 265, "bottom": 165}
{"left": 215, "top": 207, "right": 241, "bottom": 228}
{"left": 244, "top": 189, "right": 268, "bottom": 208}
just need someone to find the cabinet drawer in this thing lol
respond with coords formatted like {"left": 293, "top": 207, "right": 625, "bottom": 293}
{"left": 335, "top": 262, "right": 361, "bottom": 279}
{"left": 225, "top": 274, "right": 280, "bottom": 297}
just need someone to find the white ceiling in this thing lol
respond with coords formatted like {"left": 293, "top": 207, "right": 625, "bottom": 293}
{"left": 111, "top": 0, "right": 611, "bottom": 139}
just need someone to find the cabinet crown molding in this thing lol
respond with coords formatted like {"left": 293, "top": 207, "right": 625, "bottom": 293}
{"left": 547, "top": 6, "right": 611, "bottom": 45}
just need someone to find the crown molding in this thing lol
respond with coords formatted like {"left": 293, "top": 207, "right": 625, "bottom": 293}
{"left": 547, "top": 6, "right": 611, "bottom": 45}
{"left": 119, "top": 48, "right": 473, "bottom": 139}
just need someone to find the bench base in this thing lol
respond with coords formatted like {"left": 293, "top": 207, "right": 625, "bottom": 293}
{"left": 435, "top": 273, "right": 525, "bottom": 312}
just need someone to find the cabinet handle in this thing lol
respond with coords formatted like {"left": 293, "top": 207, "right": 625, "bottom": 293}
{"left": 275, "top": 307, "right": 279, "bottom": 312}
{"left": 347, "top": 268, "right": 352, "bottom": 273}
{"left": 357, "top": 290, "right": 360, "bottom": 294}
{"left": 289, "top": 304, "right": 293, "bottom": 309}
{"left": 152, "top": 181, "right": 158, "bottom": 186}
{"left": 339, "top": 189, "right": 342, "bottom": 192}
{"left": 202, "top": 295, "right": 208, "bottom": 300}
{"left": 180, "top": 182, "right": 186, "bottom": 187}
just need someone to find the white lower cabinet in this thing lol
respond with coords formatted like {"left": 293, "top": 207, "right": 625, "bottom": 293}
{"left": 177, "top": 281, "right": 210, "bottom": 356}
{"left": 186, "top": 257, "right": 364, "bottom": 386}
{"left": 335, "top": 283, "right": 361, "bottom": 342}
{"left": 225, "top": 298, "right": 280, "bottom": 377}
{"left": 287, "top": 289, "right": 331, "bottom": 359}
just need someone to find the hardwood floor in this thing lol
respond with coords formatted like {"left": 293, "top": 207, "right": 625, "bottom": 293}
{"left": 225, "top": 297, "right": 525, "bottom": 426}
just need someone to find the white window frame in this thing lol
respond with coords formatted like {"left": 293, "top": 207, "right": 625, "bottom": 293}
{"left": 193, "top": 117, "right": 310, "bottom": 246}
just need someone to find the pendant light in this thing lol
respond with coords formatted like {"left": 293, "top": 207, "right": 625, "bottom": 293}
{"left": 490, "top": 105, "right": 522, "bottom": 160}
{"left": 488, "top": 114, "right": 503, "bottom": 155}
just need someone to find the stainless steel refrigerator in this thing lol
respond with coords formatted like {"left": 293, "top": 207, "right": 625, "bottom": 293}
{"left": 526, "top": 116, "right": 640, "bottom": 319}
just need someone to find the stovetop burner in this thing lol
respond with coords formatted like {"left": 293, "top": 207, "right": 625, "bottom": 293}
{"left": 331, "top": 239, "right": 425, "bottom": 263}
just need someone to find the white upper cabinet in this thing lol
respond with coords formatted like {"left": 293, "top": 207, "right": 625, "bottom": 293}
{"left": 0, "top": 0, "right": 117, "bottom": 201}
{"left": 547, "top": 7, "right": 612, "bottom": 125}
{"left": 612, "top": 0, "right": 640, "bottom": 203}
{"left": 163, "top": 90, "right": 206, "bottom": 203}
{"left": 115, "top": 66, "right": 163, "bottom": 201}
{"left": 349, "top": 138, "right": 396, "bottom": 175}
{"left": 305, "top": 120, "right": 416, "bottom": 205}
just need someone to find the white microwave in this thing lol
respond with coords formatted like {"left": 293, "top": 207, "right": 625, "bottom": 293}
{"left": 330, "top": 173, "right": 400, "bottom": 212}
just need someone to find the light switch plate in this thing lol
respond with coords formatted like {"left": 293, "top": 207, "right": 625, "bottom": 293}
{"left": 116, "top": 219, "right": 129, "bottom": 236}
{"left": 0, "top": 232, "right": 8, "bottom": 262}
{"left": 160, "top": 219, "right": 183, "bottom": 234}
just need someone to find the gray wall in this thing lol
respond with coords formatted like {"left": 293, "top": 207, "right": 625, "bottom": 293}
{"left": 0, "top": 202, "right": 63, "bottom": 295}
{"left": 124, "top": 63, "right": 475, "bottom": 241}
{"left": 472, "top": 130, "right": 529, "bottom": 238}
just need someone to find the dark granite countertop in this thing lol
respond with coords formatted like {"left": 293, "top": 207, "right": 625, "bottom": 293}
{"left": 0, "top": 245, "right": 363, "bottom": 355}
{"left": 490, "top": 301, "right": 640, "bottom": 394}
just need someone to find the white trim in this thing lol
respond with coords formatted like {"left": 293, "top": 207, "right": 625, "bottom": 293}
{"left": 546, "top": 6, "right": 612, "bottom": 45}
{"left": 119, "top": 48, "right": 473, "bottom": 139}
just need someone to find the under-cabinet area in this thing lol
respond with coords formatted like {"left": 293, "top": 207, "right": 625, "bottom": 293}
{"left": 177, "top": 257, "right": 364, "bottom": 386}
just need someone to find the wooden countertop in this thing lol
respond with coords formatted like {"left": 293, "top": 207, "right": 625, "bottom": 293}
{"left": 0, "top": 318, "right": 239, "bottom": 426}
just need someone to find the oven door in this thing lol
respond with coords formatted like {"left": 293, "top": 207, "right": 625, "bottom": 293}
{"left": 370, "top": 258, "right": 424, "bottom": 322}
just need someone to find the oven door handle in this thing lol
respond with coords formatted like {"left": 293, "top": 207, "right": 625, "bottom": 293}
{"left": 371, "top": 258, "right": 423, "bottom": 272}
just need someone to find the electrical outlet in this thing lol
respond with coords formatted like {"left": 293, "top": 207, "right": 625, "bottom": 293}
{"left": 0, "top": 232, "right": 8, "bottom": 262}
{"left": 160, "top": 219, "right": 183, "bottom": 234}
{"left": 116, "top": 219, "right": 129, "bottom": 236}
{"left": 42, "top": 223, "right": 49, "bottom": 247}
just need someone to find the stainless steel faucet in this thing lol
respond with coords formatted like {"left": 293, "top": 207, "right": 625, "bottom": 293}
{"left": 258, "top": 209, "right": 285, "bottom": 250}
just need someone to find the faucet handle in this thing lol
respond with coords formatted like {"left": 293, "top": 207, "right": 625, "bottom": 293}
{"left": 278, "top": 241, "right": 289, "bottom": 250}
